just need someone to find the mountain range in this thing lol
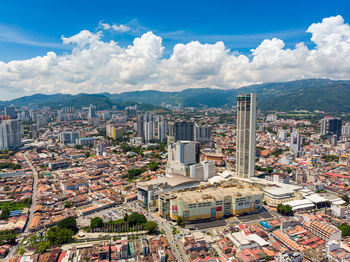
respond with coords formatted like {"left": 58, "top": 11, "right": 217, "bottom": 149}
{"left": 1, "top": 79, "right": 349, "bottom": 112}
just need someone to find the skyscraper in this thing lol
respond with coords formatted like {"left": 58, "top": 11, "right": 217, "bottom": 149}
{"left": 236, "top": 93, "right": 256, "bottom": 178}
{"left": 166, "top": 140, "right": 200, "bottom": 176}
{"left": 88, "top": 104, "right": 97, "bottom": 118}
{"left": 4, "top": 106, "right": 17, "bottom": 119}
{"left": 320, "top": 117, "right": 342, "bottom": 139}
{"left": 194, "top": 124, "right": 212, "bottom": 146}
{"left": 136, "top": 114, "right": 166, "bottom": 143}
{"left": 0, "top": 119, "right": 22, "bottom": 151}
{"left": 136, "top": 115, "right": 144, "bottom": 138}
{"left": 158, "top": 121, "right": 168, "bottom": 142}
{"left": 168, "top": 121, "right": 194, "bottom": 144}
{"left": 290, "top": 129, "right": 301, "bottom": 155}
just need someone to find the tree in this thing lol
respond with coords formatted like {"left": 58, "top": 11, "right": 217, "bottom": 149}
{"left": 277, "top": 204, "right": 293, "bottom": 216}
{"left": 37, "top": 241, "right": 50, "bottom": 253}
{"left": 320, "top": 135, "right": 328, "bottom": 141}
{"left": 0, "top": 230, "right": 16, "bottom": 245}
{"left": 64, "top": 200, "right": 73, "bottom": 208}
{"left": 147, "top": 162, "right": 160, "bottom": 171}
{"left": 0, "top": 206, "right": 10, "bottom": 220}
{"left": 321, "top": 155, "right": 339, "bottom": 162}
{"left": 126, "top": 168, "right": 146, "bottom": 179}
{"left": 47, "top": 227, "right": 74, "bottom": 246}
{"left": 91, "top": 217, "right": 103, "bottom": 228}
{"left": 123, "top": 213, "right": 128, "bottom": 222}
{"left": 144, "top": 221, "right": 158, "bottom": 234}
{"left": 338, "top": 223, "right": 350, "bottom": 237}
{"left": 57, "top": 216, "right": 77, "bottom": 232}
{"left": 127, "top": 212, "right": 147, "bottom": 226}
{"left": 177, "top": 217, "right": 185, "bottom": 227}
{"left": 341, "top": 195, "right": 349, "bottom": 205}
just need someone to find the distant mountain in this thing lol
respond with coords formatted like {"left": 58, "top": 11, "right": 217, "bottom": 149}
{"left": 0, "top": 93, "right": 162, "bottom": 111}
{"left": 108, "top": 79, "right": 350, "bottom": 112}
{"left": 1, "top": 79, "right": 349, "bottom": 112}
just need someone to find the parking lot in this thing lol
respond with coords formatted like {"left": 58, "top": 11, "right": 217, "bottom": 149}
{"left": 77, "top": 206, "right": 130, "bottom": 227}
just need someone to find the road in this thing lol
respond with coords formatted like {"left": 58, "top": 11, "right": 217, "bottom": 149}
{"left": 23, "top": 152, "right": 39, "bottom": 233}
{"left": 125, "top": 201, "right": 187, "bottom": 262}
{"left": 6, "top": 152, "right": 39, "bottom": 258}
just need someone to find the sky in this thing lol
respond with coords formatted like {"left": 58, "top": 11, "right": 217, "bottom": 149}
{"left": 0, "top": 0, "right": 349, "bottom": 100}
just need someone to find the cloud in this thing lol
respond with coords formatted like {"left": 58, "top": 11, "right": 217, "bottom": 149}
{"left": 0, "top": 24, "right": 67, "bottom": 49}
{"left": 99, "top": 22, "right": 131, "bottom": 33}
{"left": 0, "top": 15, "right": 350, "bottom": 99}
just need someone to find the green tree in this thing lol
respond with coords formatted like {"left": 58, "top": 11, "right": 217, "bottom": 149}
{"left": 277, "top": 204, "right": 293, "bottom": 216}
{"left": 64, "top": 200, "right": 73, "bottom": 208}
{"left": 123, "top": 213, "right": 128, "bottom": 222}
{"left": 0, "top": 206, "right": 10, "bottom": 220}
{"left": 0, "top": 230, "right": 16, "bottom": 245}
{"left": 57, "top": 216, "right": 77, "bottom": 232}
{"left": 74, "top": 145, "right": 83, "bottom": 150}
{"left": 127, "top": 212, "right": 147, "bottom": 226}
{"left": 126, "top": 168, "right": 146, "bottom": 179}
{"left": 321, "top": 155, "right": 339, "bottom": 162}
{"left": 147, "top": 162, "right": 160, "bottom": 171}
{"left": 144, "top": 221, "right": 158, "bottom": 234}
{"left": 177, "top": 217, "right": 185, "bottom": 227}
{"left": 37, "top": 241, "right": 50, "bottom": 253}
{"left": 320, "top": 135, "right": 328, "bottom": 141}
{"left": 47, "top": 227, "right": 74, "bottom": 246}
{"left": 338, "top": 223, "right": 350, "bottom": 237}
{"left": 91, "top": 217, "right": 103, "bottom": 228}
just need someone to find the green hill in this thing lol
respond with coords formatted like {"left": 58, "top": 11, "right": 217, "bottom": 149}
{"left": 1, "top": 79, "right": 349, "bottom": 112}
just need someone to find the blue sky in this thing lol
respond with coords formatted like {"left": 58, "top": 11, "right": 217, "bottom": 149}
{"left": 0, "top": 0, "right": 350, "bottom": 100}
{"left": 0, "top": 0, "right": 349, "bottom": 61}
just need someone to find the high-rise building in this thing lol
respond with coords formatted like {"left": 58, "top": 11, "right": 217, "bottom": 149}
{"left": 342, "top": 123, "right": 350, "bottom": 137}
{"left": 168, "top": 121, "right": 194, "bottom": 144}
{"left": 0, "top": 119, "right": 22, "bottom": 151}
{"left": 236, "top": 93, "right": 256, "bottom": 178}
{"left": 30, "top": 124, "right": 38, "bottom": 139}
{"left": 331, "top": 134, "right": 338, "bottom": 146}
{"left": 190, "top": 160, "right": 215, "bottom": 181}
{"left": 158, "top": 121, "right": 168, "bottom": 142}
{"left": 320, "top": 117, "right": 342, "bottom": 139}
{"left": 136, "top": 114, "right": 164, "bottom": 143}
{"left": 88, "top": 104, "right": 97, "bottom": 118}
{"left": 142, "top": 114, "right": 155, "bottom": 143}
{"left": 290, "top": 129, "right": 301, "bottom": 155}
{"left": 36, "top": 115, "right": 48, "bottom": 128}
{"left": 194, "top": 124, "right": 212, "bottom": 146}
{"left": 125, "top": 105, "right": 137, "bottom": 119}
{"left": 106, "top": 123, "right": 124, "bottom": 140}
{"left": 166, "top": 140, "right": 200, "bottom": 176}
{"left": 136, "top": 115, "right": 144, "bottom": 138}
{"left": 4, "top": 106, "right": 17, "bottom": 119}
{"left": 278, "top": 130, "right": 288, "bottom": 141}
{"left": 96, "top": 141, "right": 106, "bottom": 156}
{"left": 59, "top": 131, "right": 80, "bottom": 145}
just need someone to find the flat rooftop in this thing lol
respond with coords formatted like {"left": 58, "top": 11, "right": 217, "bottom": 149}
{"left": 170, "top": 184, "right": 262, "bottom": 203}
{"left": 138, "top": 173, "right": 199, "bottom": 188}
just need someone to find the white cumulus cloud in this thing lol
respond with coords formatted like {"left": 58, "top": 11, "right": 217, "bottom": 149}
{"left": 99, "top": 22, "right": 131, "bottom": 33}
{"left": 0, "top": 15, "right": 350, "bottom": 100}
